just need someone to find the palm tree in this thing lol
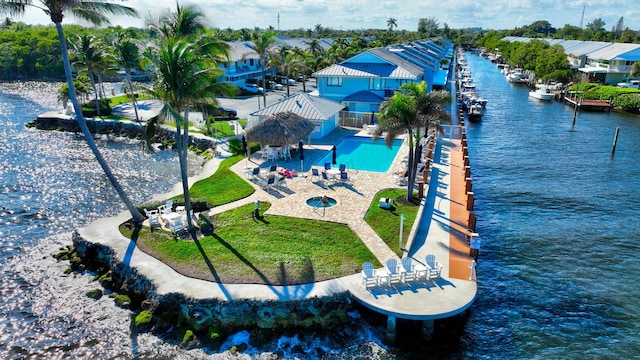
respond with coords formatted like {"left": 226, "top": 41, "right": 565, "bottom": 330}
{"left": 146, "top": 3, "right": 234, "bottom": 235}
{"left": 387, "top": 17, "right": 397, "bottom": 31}
{"left": 111, "top": 31, "right": 141, "bottom": 122}
{"left": 252, "top": 29, "right": 277, "bottom": 107}
{"left": 69, "top": 33, "right": 110, "bottom": 116}
{"left": 376, "top": 81, "right": 450, "bottom": 202}
{"left": 0, "top": 0, "right": 144, "bottom": 223}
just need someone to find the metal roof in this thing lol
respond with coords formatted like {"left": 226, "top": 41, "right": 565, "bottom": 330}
{"left": 614, "top": 47, "right": 640, "bottom": 61}
{"left": 225, "top": 41, "right": 259, "bottom": 62}
{"left": 343, "top": 90, "right": 385, "bottom": 103}
{"left": 587, "top": 43, "right": 640, "bottom": 60}
{"left": 250, "top": 93, "right": 345, "bottom": 120}
{"left": 313, "top": 62, "right": 418, "bottom": 79}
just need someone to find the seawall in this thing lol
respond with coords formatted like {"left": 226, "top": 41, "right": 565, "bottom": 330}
{"left": 28, "top": 111, "right": 217, "bottom": 152}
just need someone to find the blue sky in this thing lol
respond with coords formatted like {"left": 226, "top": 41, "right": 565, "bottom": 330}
{"left": 14, "top": 0, "right": 640, "bottom": 32}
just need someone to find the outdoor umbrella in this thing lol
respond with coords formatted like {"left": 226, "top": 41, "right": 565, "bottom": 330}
{"left": 242, "top": 135, "right": 247, "bottom": 156}
{"left": 245, "top": 111, "right": 314, "bottom": 147}
{"left": 299, "top": 140, "right": 304, "bottom": 172}
{"left": 331, "top": 145, "right": 337, "bottom": 165}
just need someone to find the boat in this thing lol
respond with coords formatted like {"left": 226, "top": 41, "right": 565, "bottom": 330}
{"left": 528, "top": 87, "right": 554, "bottom": 101}
{"left": 506, "top": 69, "right": 526, "bottom": 83}
{"left": 467, "top": 104, "right": 483, "bottom": 122}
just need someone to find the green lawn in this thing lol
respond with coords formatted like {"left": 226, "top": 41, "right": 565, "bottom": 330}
{"left": 124, "top": 202, "right": 379, "bottom": 285}
{"left": 127, "top": 153, "right": 422, "bottom": 285}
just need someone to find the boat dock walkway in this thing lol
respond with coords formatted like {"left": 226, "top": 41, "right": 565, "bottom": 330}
{"left": 563, "top": 92, "right": 612, "bottom": 111}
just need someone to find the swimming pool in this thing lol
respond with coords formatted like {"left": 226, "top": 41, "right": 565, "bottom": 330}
{"left": 316, "top": 136, "right": 403, "bottom": 172}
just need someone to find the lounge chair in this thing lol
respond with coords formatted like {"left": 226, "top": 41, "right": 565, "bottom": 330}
{"left": 338, "top": 171, "right": 350, "bottom": 183}
{"left": 400, "top": 257, "right": 417, "bottom": 283}
{"left": 269, "top": 164, "right": 278, "bottom": 173}
{"left": 426, "top": 254, "right": 443, "bottom": 280}
{"left": 339, "top": 164, "right": 346, "bottom": 172}
{"left": 321, "top": 171, "right": 332, "bottom": 183}
{"left": 276, "top": 177, "right": 288, "bottom": 190}
{"left": 324, "top": 162, "right": 331, "bottom": 170}
{"left": 158, "top": 200, "right": 173, "bottom": 215}
{"left": 260, "top": 176, "right": 276, "bottom": 193}
{"left": 385, "top": 259, "right": 403, "bottom": 285}
{"left": 311, "top": 168, "right": 320, "bottom": 182}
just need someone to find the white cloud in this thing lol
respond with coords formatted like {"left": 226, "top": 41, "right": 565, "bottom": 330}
{"left": 8, "top": 0, "right": 639, "bottom": 31}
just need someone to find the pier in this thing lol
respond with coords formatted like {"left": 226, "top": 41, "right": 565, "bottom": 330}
{"left": 563, "top": 92, "right": 612, "bottom": 111}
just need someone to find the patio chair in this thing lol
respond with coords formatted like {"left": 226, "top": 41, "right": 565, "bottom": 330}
{"left": 158, "top": 200, "right": 173, "bottom": 215}
{"left": 321, "top": 171, "right": 332, "bottom": 183}
{"left": 339, "top": 164, "right": 346, "bottom": 172}
{"left": 426, "top": 254, "right": 443, "bottom": 280}
{"left": 260, "top": 176, "right": 276, "bottom": 193}
{"left": 144, "top": 208, "right": 160, "bottom": 227}
{"left": 338, "top": 171, "right": 350, "bottom": 183}
{"left": 250, "top": 167, "right": 262, "bottom": 181}
{"left": 400, "top": 257, "right": 417, "bottom": 283}
{"left": 324, "top": 162, "right": 331, "bottom": 170}
{"left": 361, "top": 262, "right": 378, "bottom": 288}
{"left": 277, "top": 176, "right": 288, "bottom": 190}
{"left": 311, "top": 168, "right": 320, "bottom": 182}
{"left": 385, "top": 259, "right": 403, "bottom": 285}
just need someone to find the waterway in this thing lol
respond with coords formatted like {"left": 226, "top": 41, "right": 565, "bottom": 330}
{"left": 1, "top": 53, "right": 639, "bottom": 358}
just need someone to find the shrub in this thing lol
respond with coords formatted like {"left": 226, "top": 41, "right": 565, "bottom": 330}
{"left": 614, "top": 93, "right": 640, "bottom": 113}
{"left": 134, "top": 310, "right": 152, "bottom": 327}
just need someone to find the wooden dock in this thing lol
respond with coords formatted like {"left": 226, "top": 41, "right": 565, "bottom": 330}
{"left": 563, "top": 92, "right": 612, "bottom": 111}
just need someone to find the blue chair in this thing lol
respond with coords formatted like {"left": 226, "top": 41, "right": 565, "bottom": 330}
{"left": 311, "top": 168, "right": 320, "bottom": 181}
{"left": 339, "top": 164, "right": 346, "bottom": 172}
{"left": 339, "top": 171, "right": 350, "bottom": 183}
{"left": 324, "top": 162, "right": 331, "bottom": 170}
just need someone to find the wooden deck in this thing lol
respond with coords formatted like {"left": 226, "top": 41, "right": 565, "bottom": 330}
{"left": 563, "top": 94, "right": 612, "bottom": 111}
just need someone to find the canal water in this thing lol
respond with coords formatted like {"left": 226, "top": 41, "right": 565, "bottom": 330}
{"left": 1, "top": 55, "right": 639, "bottom": 358}
{"left": 460, "top": 52, "right": 640, "bottom": 358}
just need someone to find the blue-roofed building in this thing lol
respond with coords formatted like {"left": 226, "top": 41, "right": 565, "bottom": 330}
{"left": 312, "top": 38, "right": 453, "bottom": 113}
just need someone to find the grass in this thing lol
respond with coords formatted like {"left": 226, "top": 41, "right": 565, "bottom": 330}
{"left": 125, "top": 146, "right": 423, "bottom": 285}
{"left": 366, "top": 189, "right": 420, "bottom": 257}
{"left": 123, "top": 202, "right": 378, "bottom": 285}
{"left": 186, "top": 155, "right": 255, "bottom": 207}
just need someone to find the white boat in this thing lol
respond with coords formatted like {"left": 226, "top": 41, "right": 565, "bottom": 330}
{"left": 529, "top": 87, "right": 554, "bottom": 101}
{"left": 506, "top": 69, "right": 526, "bottom": 83}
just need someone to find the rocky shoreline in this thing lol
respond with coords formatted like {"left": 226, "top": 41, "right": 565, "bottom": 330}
{"left": 28, "top": 112, "right": 217, "bottom": 152}
{"left": 66, "top": 229, "right": 355, "bottom": 351}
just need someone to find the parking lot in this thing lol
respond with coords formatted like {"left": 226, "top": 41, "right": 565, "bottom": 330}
{"left": 216, "top": 82, "right": 314, "bottom": 119}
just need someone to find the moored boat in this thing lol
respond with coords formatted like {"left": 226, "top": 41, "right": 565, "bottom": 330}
{"left": 528, "top": 87, "right": 554, "bottom": 101}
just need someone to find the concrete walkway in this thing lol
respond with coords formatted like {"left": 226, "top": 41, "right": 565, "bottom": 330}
{"left": 77, "top": 125, "right": 477, "bottom": 318}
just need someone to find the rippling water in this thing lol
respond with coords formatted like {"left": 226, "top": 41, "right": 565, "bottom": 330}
{"left": 461, "top": 53, "right": 640, "bottom": 358}
{"left": 2, "top": 59, "right": 639, "bottom": 358}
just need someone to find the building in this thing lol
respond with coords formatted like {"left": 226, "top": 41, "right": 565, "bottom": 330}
{"left": 248, "top": 93, "right": 345, "bottom": 140}
{"left": 312, "top": 38, "right": 453, "bottom": 113}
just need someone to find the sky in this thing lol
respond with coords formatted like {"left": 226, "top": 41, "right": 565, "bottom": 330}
{"left": 12, "top": 0, "right": 640, "bottom": 33}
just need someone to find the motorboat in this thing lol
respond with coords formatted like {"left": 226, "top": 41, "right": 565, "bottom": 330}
{"left": 528, "top": 87, "right": 554, "bottom": 101}
{"left": 506, "top": 69, "right": 526, "bottom": 83}
{"left": 467, "top": 104, "right": 483, "bottom": 122}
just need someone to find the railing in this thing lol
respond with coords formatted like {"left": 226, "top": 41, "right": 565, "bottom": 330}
{"left": 338, "top": 111, "right": 377, "bottom": 128}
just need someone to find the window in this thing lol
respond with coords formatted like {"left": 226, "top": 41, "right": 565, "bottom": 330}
{"left": 327, "top": 77, "right": 342, "bottom": 86}
{"left": 369, "top": 78, "right": 385, "bottom": 90}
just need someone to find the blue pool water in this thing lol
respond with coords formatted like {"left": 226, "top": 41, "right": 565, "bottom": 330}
{"left": 316, "top": 136, "right": 403, "bottom": 172}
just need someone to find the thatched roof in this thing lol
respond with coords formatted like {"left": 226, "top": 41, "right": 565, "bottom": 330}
{"left": 245, "top": 111, "right": 314, "bottom": 146}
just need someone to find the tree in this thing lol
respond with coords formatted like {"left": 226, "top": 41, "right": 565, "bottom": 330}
{"left": 0, "top": 0, "right": 144, "bottom": 224}
{"left": 613, "top": 16, "right": 624, "bottom": 40}
{"left": 631, "top": 62, "right": 640, "bottom": 78}
{"left": 146, "top": 3, "right": 234, "bottom": 235}
{"left": 418, "top": 17, "right": 438, "bottom": 37}
{"left": 69, "top": 33, "right": 111, "bottom": 116}
{"left": 376, "top": 81, "right": 450, "bottom": 202}
{"left": 586, "top": 18, "right": 606, "bottom": 31}
{"left": 252, "top": 29, "right": 277, "bottom": 107}
{"left": 111, "top": 31, "right": 141, "bottom": 122}
{"left": 387, "top": 17, "right": 397, "bottom": 31}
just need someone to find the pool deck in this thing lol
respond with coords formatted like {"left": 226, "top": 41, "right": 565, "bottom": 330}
{"left": 78, "top": 125, "right": 477, "bottom": 323}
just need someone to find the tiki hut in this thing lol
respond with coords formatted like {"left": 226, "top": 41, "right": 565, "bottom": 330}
{"left": 245, "top": 111, "right": 314, "bottom": 146}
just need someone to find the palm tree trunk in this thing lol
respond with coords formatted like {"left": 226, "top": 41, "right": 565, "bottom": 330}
{"left": 261, "top": 64, "right": 267, "bottom": 107}
{"left": 405, "top": 132, "right": 416, "bottom": 202}
{"left": 178, "top": 109, "right": 194, "bottom": 234}
{"left": 126, "top": 74, "right": 140, "bottom": 122}
{"left": 55, "top": 23, "right": 145, "bottom": 224}
{"left": 89, "top": 71, "right": 101, "bottom": 116}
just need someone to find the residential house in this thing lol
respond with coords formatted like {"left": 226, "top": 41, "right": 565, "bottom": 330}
{"left": 501, "top": 37, "right": 640, "bottom": 84}
{"left": 312, "top": 38, "right": 453, "bottom": 113}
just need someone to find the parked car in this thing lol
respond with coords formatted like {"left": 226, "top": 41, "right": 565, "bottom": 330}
{"left": 243, "top": 83, "right": 264, "bottom": 94}
{"left": 617, "top": 80, "right": 640, "bottom": 89}
{"left": 213, "top": 106, "right": 237, "bottom": 119}
{"left": 281, "top": 77, "right": 296, "bottom": 85}
{"left": 270, "top": 81, "right": 284, "bottom": 90}
{"left": 296, "top": 75, "right": 305, "bottom": 82}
